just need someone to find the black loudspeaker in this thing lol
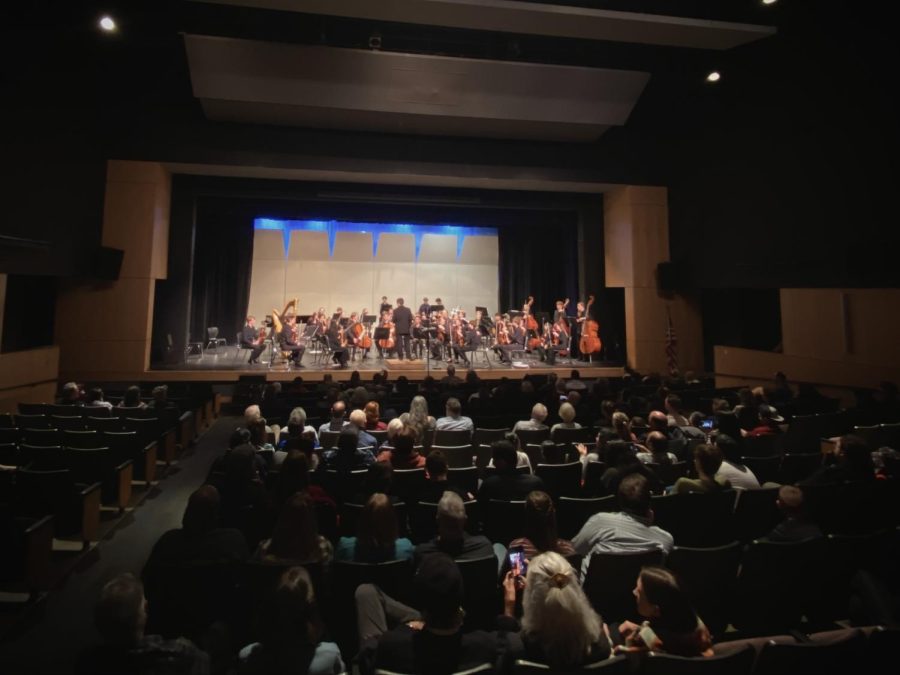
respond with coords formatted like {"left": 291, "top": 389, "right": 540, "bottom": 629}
{"left": 93, "top": 246, "right": 124, "bottom": 281}
{"left": 657, "top": 261, "right": 683, "bottom": 292}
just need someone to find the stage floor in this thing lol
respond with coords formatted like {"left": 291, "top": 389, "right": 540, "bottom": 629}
{"left": 149, "top": 345, "right": 625, "bottom": 382}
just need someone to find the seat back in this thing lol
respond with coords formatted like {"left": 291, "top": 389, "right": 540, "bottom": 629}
{"left": 17, "top": 404, "right": 50, "bottom": 416}
{"left": 473, "top": 427, "right": 509, "bottom": 445}
{"left": 551, "top": 426, "right": 595, "bottom": 444}
{"left": 433, "top": 429, "right": 473, "bottom": 446}
{"left": 583, "top": 549, "right": 665, "bottom": 622}
{"left": 0, "top": 427, "right": 20, "bottom": 445}
{"left": 339, "top": 501, "right": 408, "bottom": 538}
{"left": 322, "top": 469, "right": 368, "bottom": 503}
{"left": 755, "top": 628, "right": 865, "bottom": 675}
{"left": 666, "top": 541, "right": 742, "bottom": 639}
{"left": 651, "top": 491, "right": 737, "bottom": 547}
{"left": 740, "top": 455, "right": 781, "bottom": 485}
{"left": 19, "top": 443, "right": 64, "bottom": 470}
{"left": 411, "top": 500, "right": 479, "bottom": 544}
{"left": 392, "top": 468, "right": 427, "bottom": 505}
{"left": 646, "top": 461, "right": 689, "bottom": 488}
{"left": 456, "top": 556, "right": 499, "bottom": 630}
{"left": 535, "top": 462, "right": 583, "bottom": 499}
{"left": 62, "top": 429, "right": 102, "bottom": 450}
{"left": 513, "top": 656, "right": 629, "bottom": 674}
{"left": 582, "top": 461, "right": 610, "bottom": 497}
{"left": 779, "top": 452, "right": 823, "bottom": 484}
{"left": 485, "top": 499, "right": 526, "bottom": 546}
{"left": 433, "top": 444, "right": 475, "bottom": 468}
{"left": 743, "top": 434, "right": 779, "bottom": 457}
{"left": 86, "top": 416, "right": 125, "bottom": 433}
{"left": 50, "top": 415, "right": 86, "bottom": 431}
{"left": 516, "top": 428, "right": 550, "bottom": 447}
{"left": 447, "top": 466, "right": 479, "bottom": 496}
{"left": 642, "top": 644, "right": 755, "bottom": 675}
{"left": 733, "top": 487, "right": 780, "bottom": 542}
{"left": 319, "top": 430, "right": 342, "bottom": 449}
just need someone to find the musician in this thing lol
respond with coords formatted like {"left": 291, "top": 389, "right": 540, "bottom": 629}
{"left": 379, "top": 296, "right": 391, "bottom": 315}
{"left": 376, "top": 310, "right": 395, "bottom": 360}
{"left": 572, "top": 300, "right": 587, "bottom": 360}
{"left": 431, "top": 314, "right": 448, "bottom": 361}
{"left": 326, "top": 319, "right": 349, "bottom": 368}
{"left": 392, "top": 297, "right": 414, "bottom": 360}
{"left": 452, "top": 321, "right": 482, "bottom": 367}
{"left": 411, "top": 314, "right": 428, "bottom": 360}
{"left": 497, "top": 316, "right": 525, "bottom": 364}
{"left": 554, "top": 299, "right": 569, "bottom": 325}
{"left": 241, "top": 315, "right": 267, "bottom": 365}
{"left": 418, "top": 297, "right": 431, "bottom": 316}
{"left": 280, "top": 315, "right": 306, "bottom": 368}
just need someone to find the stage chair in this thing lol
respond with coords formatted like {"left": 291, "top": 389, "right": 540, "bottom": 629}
{"left": 185, "top": 333, "right": 204, "bottom": 359}
{"left": 233, "top": 330, "right": 252, "bottom": 364}
{"left": 205, "top": 326, "right": 227, "bottom": 351}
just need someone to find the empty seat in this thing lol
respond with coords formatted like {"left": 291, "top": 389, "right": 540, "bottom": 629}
{"left": 433, "top": 444, "right": 475, "bottom": 468}
{"left": 666, "top": 541, "right": 742, "bottom": 639}
{"left": 321, "top": 469, "right": 368, "bottom": 504}
{"left": 50, "top": 415, "right": 86, "bottom": 431}
{"left": 14, "top": 467, "right": 101, "bottom": 545}
{"left": 535, "top": 462, "right": 582, "bottom": 499}
{"left": 447, "top": 466, "right": 478, "bottom": 497}
{"left": 20, "top": 428, "right": 60, "bottom": 446}
{"left": 583, "top": 549, "right": 665, "bottom": 622}
{"left": 86, "top": 416, "right": 125, "bottom": 433}
{"left": 17, "top": 404, "right": 50, "bottom": 416}
{"left": 472, "top": 428, "right": 510, "bottom": 446}
{"left": 456, "top": 556, "right": 499, "bottom": 630}
{"left": 0, "top": 413, "right": 14, "bottom": 428}
{"left": 557, "top": 496, "right": 617, "bottom": 540}
{"left": 0, "top": 442, "right": 19, "bottom": 467}
{"left": 650, "top": 491, "right": 737, "bottom": 547}
{"left": 102, "top": 430, "right": 156, "bottom": 484}
{"left": 391, "top": 468, "right": 427, "bottom": 506}
{"left": 433, "top": 429, "right": 473, "bottom": 446}
{"left": 0, "top": 428, "right": 19, "bottom": 445}
{"left": 740, "top": 455, "right": 781, "bottom": 485}
{"left": 733, "top": 487, "right": 780, "bottom": 542}
{"left": 551, "top": 426, "right": 595, "bottom": 445}
{"left": 743, "top": 434, "right": 779, "bottom": 457}
{"left": 62, "top": 429, "right": 102, "bottom": 449}
{"left": 779, "top": 453, "right": 823, "bottom": 484}
{"left": 15, "top": 414, "right": 51, "bottom": 430}
{"left": 582, "top": 461, "right": 610, "bottom": 497}
{"left": 65, "top": 446, "right": 132, "bottom": 510}
{"left": 646, "top": 461, "right": 689, "bottom": 488}
{"left": 410, "top": 500, "right": 479, "bottom": 544}
{"left": 18, "top": 443, "right": 64, "bottom": 470}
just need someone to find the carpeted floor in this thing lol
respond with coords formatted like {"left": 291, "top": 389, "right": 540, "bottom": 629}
{"left": 0, "top": 416, "right": 237, "bottom": 675}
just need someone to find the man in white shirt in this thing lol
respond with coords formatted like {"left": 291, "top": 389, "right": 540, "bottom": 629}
{"left": 572, "top": 473, "right": 674, "bottom": 580}
{"left": 435, "top": 397, "right": 474, "bottom": 432}
{"left": 512, "top": 403, "right": 549, "bottom": 432}
{"left": 713, "top": 433, "right": 760, "bottom": 490}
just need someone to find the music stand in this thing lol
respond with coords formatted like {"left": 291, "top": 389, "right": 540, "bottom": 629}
{"left": 373, "top": 327, "right": 390, "bottom": 341}
{"left": 331, "top": 313, "right": 341, "bottom": 321}
{"left": 362, "top": 316, "right": 376, "bottom": 325}
{"left": 379, "top": 303, "right": 392, "bottom": 314}
{"left": 431, "top": 304, "right": 444, "bottom": 313}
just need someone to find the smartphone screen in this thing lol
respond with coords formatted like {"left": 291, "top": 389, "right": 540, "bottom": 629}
{"left": 700, "top": 418, "right": 715, "bottom": 431}
{"left": 508, "top": 548, "right": 528, "bottom": 578}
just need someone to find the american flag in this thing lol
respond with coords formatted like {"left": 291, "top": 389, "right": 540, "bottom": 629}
{"left": 665, "top": 306, "right": 678, "bottom": 376}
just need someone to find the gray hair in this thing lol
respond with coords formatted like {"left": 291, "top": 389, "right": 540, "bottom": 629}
{"left": 288, "top": 407, "right": 307, "bottom": 427}
{"left": 559, "top": 402, "right": 576, "bottom": 423}
{"left": 244, "top": 404, "right": 261, "bottom": 424}
{"left": 387, "top": 417, "right": 404, "bottom": 439}
{"left": 437, "top": 491, "right": 466, "bottom": 523}
{"left": 531, "top": 403, "right": 548, "bottom": 422}
{"left": 349, "top": 409, "right": 367, "bottom": 427}
{"left": 521, "top": 551, "right": 601, "bottom": 670}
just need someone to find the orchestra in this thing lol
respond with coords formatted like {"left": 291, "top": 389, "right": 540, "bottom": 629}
{"left": 245, "top": 293, "right": 600, "bottom": 369}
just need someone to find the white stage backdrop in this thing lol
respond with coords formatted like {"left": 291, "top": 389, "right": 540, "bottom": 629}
{"left": 247, "top": 222, "right": 499, "bottom": 321}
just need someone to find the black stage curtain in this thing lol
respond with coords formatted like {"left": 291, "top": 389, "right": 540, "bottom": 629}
{"left": 189, "top": 200, "right": 254, "bottom": 347}
{"left": 498, "top": 220, "right": 578, "bottom": 316}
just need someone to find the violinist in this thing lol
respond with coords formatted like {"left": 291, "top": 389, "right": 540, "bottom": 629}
{"left": 326, "top": 319, "right": 349, "bottom": 368}
{"left": 452, "top": 319, "right": 481, "bottom": 367}
{"left": 358, "top": 309, "right": 373, "bottom": 360}
{"left": 241, "top": 315, "right": 267, "bottom": 365}
{"left": 280, "top": 315, "right": 306, "bottom": 368}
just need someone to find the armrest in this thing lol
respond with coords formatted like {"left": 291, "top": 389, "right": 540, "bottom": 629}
{"left": 22, "top": 515, "right": 54, "bottom": 591}
{"left": 78, "top": 481, "right": 102, "bottom": 547}
{"left": 143, "top": 441, "right": 157, "bottom": 484}
{"left": 114, "top": 459, "right": 133, "bottom": 511}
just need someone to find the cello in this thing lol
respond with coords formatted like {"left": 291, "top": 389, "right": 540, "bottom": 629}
{"left": 524, "top": 296, "right": 542, "bottom": 350}
{"left": 378, "top": 311, "right": 395, "bottom": 351}
{"left": 578, "top": 295, "right": 602, "bottom": 356}
{"left": 358, "top": 309, "right": 373, "bottom": 350}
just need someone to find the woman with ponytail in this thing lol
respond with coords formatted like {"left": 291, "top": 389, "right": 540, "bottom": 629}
{"left": 502, "top": 551, "right": 610, "bottom": 670}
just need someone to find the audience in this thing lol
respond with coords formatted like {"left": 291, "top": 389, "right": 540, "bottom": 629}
{"left": 414, "top": 491, "right": 495, "bottom": 565}
{"left": 364, "top": 401, "right": 387, "bottom": 430}
{"left": 551, "top": 402, "right": 581, "bottom": 434}
{"left": 478, "top": 441, "right": 545, "bottom": 513}
{"left": 501, "top": 551, "right": 610, "bottom": 669}
{"left": 256, "top": 493, "right": 333, "bottom": 565}
{"left": 614, "top": 567, "right": 713, "bottom": 657}
{"left": 572, "top": 474, "right": 674, "bottom": 578}
{"left": 239, "top": 566, "right": 343, "bottom": 675}
{"left": 348, "top": 408, "right": 379, "bottom": 448}
{"left": 322, "top": 429, "right": 377, "bottom": 471}
{"left": 513, "top": 403, "right": 549, "bottom": 432}
{"left": 713, "top": 433, "right": 760, "bottom": 490}
{"left": 766, "top": 485, "right": 823, "bottom": 542}
{"left": 336, "top": 493, "right": 414, "bottom": 563}
{"left": 118, "top": 385, "right": 147, "bottom": 410}
{"left": 377, "top": 427, "right": 426, "bottom": 469}
{"left": 672, "top": 444, "right": 731, "bottom": 494}
{"left": 507, "top": 491, "right": 575, "bottom": 561}
{"left": 435, "top": 397, "right": 474, "bottom": 432}
{"left": 76, "top": 573, "right": 209, "bottom": 675}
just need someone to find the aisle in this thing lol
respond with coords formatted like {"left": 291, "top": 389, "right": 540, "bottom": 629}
{"left": 0, "top": 416, "right": 239, "bottom": 675}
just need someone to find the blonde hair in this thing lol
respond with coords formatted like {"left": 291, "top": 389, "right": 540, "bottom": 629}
{"left": 387, "top": 417, "right": 404, "bottom": 439}
{"left": 531, "top": 403, "right": 548, "bottom": 422}
{"left": 521, "top": 552, "right": 601, "bottom": 670}
{"left": 559, "top": 402, "right": 576, "bottom": 423}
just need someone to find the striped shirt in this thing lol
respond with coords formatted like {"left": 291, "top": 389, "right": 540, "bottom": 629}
{"left": 572, "top": 511, "right": 674, "bottom": 579}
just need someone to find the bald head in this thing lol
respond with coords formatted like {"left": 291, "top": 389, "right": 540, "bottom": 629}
{"left": 331, "top": 400, "right": 346, "bottom": 420}
{"left": 648, "top": 411, "right": 668, "bottom": 432}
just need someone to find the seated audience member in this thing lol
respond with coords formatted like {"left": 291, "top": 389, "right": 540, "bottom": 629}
{"left": 318, "top": 400, "right": 349, "bottom": 437}
{"left": 572, "top": 474, "right": 674, "bottom": 579}
{"left": 672, "top": 444, "right": 731, "bottom": 494}
{"left": 143, "top": 486, "right": 248, "bottom": 579}
{"left": 86, "top": 387, "right": 113, "bottom": 410}
{"left": 247, "top": 417, "right": 275, "bottom": 466}
{"left": 118, "top": 385, "right": 147, "bottom": 410}
{"left": 354, "top": 462, "right": 395, "bottom": 504}
{"left": 385, "top": 417, "right": 404, "bottom": 444}
{"left": 713, "top": 433, "right": 760, "bottom": 490}
{"left": 636, "top": 431, "right": 677, "bottom": 466}
{"left": 75, "top": 573, "right": 209, "bottom": 675}
{"left": 219, "top": 444, "right": 268, "bottom": 528}
{"left": 513, "top": 403, "right": 549, "bottom": 432}
{"left": 611, "top": 411, "right": 637, "bottom": 443}
{"left": 766, "top": 485, "right": 823, "bottom": 542}
{"left": 336, "top": 493, "right": 414, "bottom": 563}
{"left": 478, "top": 441, "right": 545, "bottom": 512}
{"left": 401, "top": 395, "right": 436, "bottom": 444}
{"left": 238, "top": 566, "right": 343, "bottom": 675}
{"left": 419, "top": 450, "right": 470, "bottom": 502}
{"left": 665, "top": 395, "right": 690, "bottom": 427}
{"left": 255, "top": 493, "right": 333, "bottom": 564}
{"left": 508, "top": 491, "right": 575, "bottom": 561}
{"left": 376, "top": 427, "right": 426, "bottom": 469}
{"left": 348, "top": 409, "right": 379, "bottom": 449}
{"left": 147, "top": 385, "right": 173, "bottom": 412}
{"left": 770, "top": 371, "right": 794, "bottom": 407}
{"left": 488, "top": 432, "right": 534, "bottom": 472}
{"left": 440, "top": 364, "right": 463, "bottom": 388}
{"left": 551, "top": 402, "right": 582, "bottom": 434}
{"left": 245, "top": 403, "right": 277, "bottom": 439}
{"left": 59, "top": 381, "right": 83, "bottom": 405}
{"left": 745, "top": 404, "right": 784, "bottom": 437}
{"left": 435, "top": 397, "right": 474, "bottom": 432}
{"left": 800, "top": 433, "right": 876, "bottom": 486}
{"left": 278, "top": 407, "right": 319, "bottom": 447}
{"left": 273, "top": 450, "right": 334, "bottom": 511}
{"left": 322, "top": 429, "right": 377, "bottom": 471}
{"left": 598, "top": 440, "right": 661, "bottom": 496}
{"left": 614, "top": 567, "right": 713, "bottom": 657}
{"left": 539, "top": 439, "right": 567, "bottom": 465}
{"left": 415, "top": 491, "right": 494, "bottom": 565}
{"left": 364, "top": 401, "right": 388, "bottom": 431}
{"left": 357, "top": 553, "right": 505, "bottom": 675}
{"left": 500, "top": 552, "right": 610, "bottom": 670}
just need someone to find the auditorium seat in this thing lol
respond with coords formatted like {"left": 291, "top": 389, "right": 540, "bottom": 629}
{"left": 333, "top": 558, "right": 413, "bottom": 650}
{"left": 0, "top": 515, "right": 54, "bottom": 599}
{"left": 391, "top": 468, "right": 427, "bottom": 505}
{"left": 14, "top": 467, "right": 101, "bottom": 546}
{"left": 740, "top": 455, "right": 780, "bottom": 485}
{"left": 86, "top": 416, "right": 125, "bottom": 433}
{"left": 319, "top": 430, "right": 341, "bottom": 449}
{"left": 18, "top": 443, "right": 64, "bottom": 470}
{"left": 21, "top": 428, "right": 60, "bottom": 447}
{"left": 513, "top": 655, "right": 629, "bottom": 674}
{"left": 368, "top": 429, "right": 388, "bottom": 446}
{"left": 754, "top": 628, "right": 865, "bottom": 675}
{"left": 456, "top": 555, "right": 499, "bottom": 630}
{"left": 321, "top": 469, "right": 368, "bottom": 504}
{"left": 582, "top": 461, "right": 610, "bottom": 497}
{"left": 61, "top": 429, "right": 101, "bottom": 449}
{"left": 732, "top": 537, "right": 828, "bottom": 635}
{"left": 779, "top": 453, "right": 823, "bottom": 484}
{"left": 0, "top": 442, "right": 19, "bottom": 467}
{"left": 650, "top": 491, "right": 737, "bottom": 547}
{"left": 583, "top": 549, "right": 664, "bottom": 622}
{"left": 432, "top": 444, "right": 474, "bottom": 468}
{"left": 535, "top": 461, "right": 582, "bottom": 499}
{"left": 472, "top": 427, "right": 509, "bottom": 446}
{"left": 0, "top": 428, "right": 18, "bottom": 445}
{"left": 743, "top": 434, "right": 779, "bottom": 457}
{"left": 0, "top": 413, "right": 13, "bottom": 428}
{"left": 733, "top": 487, "right": 780, "bottom": 542}
{"left": 101, "top": 430, "right": 156, "bottom": 484}
{"left": 339, "top": 502, "right": 408, "bottom": 538}
{"left": 666, "top": 541, "right": 742, "bottom": 639}
{"left": 50, "top": 415, "right": 85, "bottom": 431}
{"left": 484, "top": 499, "right": 526, "bottom": 546}
{"left": 65, "top": 446, "right": 133, "bottom": 512}
{"left": 556, "top": 495, "right": 617, "bottom": 540}
{"left": 516, "top": 428, "right": 550, "bottom": 447}
{"left": 410, "top": 500, "right": 479, "bottom": 543}
{"left": 641, "top": 644, "right": 755, "bottom": 675}
{"left": 524, "top": 444, "right": 545, "bottom": 468}
{"left": 17, "top": 404, "right": 50, "bottom": 416}
{"left": 645, "top": 461, "right": 689, "bottom": 488}
{"left": 434, "top": 429, "right": 473, "bottom": 446}
{"left": 551, "top": 426, "right": 595, "bottom": 445}
{"left": 48, "top": 404, "right": 83, "bottom": 418}
{"left": 447, "top": 466, "right": 479, "bottom": 496}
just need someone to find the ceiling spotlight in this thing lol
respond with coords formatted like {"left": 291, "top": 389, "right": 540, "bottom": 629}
{"left": 762, "top": 0, "right": 778, "bottom": 5}
{"left": 706, "top": 71, "right": 721, "bottom": 83}
{"left": 99, "top": 16, "right": 117, "bottom": 32}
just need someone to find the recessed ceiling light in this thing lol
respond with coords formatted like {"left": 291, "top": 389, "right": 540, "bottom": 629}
{"left": 706, "top": 71, "right": 721, "bottom": 83}
{"left": 762, "top": 0, "right": 778, "bottom": 5}
{"left": 99, "top": 16, "right": 117, "bottom": 32}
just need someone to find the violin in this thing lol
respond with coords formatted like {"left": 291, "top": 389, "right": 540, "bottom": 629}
{"left": 579, "top": 294, "right": 602, "bottom": 356}
{"left": 254, "top": 326, "right": 267, "bottom": 346}
{"left": 524, "top": 295, "right": 542, "bottom": 350}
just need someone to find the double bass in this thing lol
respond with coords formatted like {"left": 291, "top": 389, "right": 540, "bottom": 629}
{"left": 358, "top": 309, "right": 373, "bottom": 349}
{"left": 579, "top": 295, "right": 602, "bottom": 356}
{"left": 378, "top": 312, "right": 395, "bottom": 351}
{"left": 524, "top": 296, "right": 542, "bottom": 350}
